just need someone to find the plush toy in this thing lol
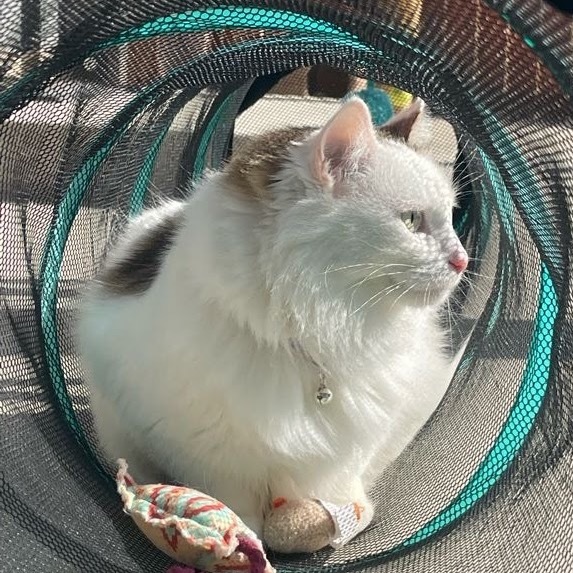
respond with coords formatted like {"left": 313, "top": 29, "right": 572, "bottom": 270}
{"left": 116, "top": 460, "right": 273, "bottom": 573}
{"left": 117, "top": 460, "right": 370, "bottom": 572}
{"left": 263, "top": 497, "right": 371, "bottom": 554}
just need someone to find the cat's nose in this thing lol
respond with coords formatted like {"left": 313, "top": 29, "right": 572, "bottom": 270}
{"left": 449, "top": 249, "right": 468, "bottom": 273}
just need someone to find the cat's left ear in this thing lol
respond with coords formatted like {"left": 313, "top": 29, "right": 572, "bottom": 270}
{"left": 379, "top": 97, "right": 425, "bottom": 143}
{"left": 309, "top": 97, "right": 378, "bottom": 189}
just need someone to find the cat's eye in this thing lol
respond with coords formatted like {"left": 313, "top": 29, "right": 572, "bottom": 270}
{"left": 401, "top": 211, "right": 423, "bottom": 233}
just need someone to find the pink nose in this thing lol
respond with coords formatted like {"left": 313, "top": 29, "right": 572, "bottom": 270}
{"left": 449, "top": 250, "right": 468, "bottom": 273}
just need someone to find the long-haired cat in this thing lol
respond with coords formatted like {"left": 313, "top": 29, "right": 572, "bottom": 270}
{"left": 78, "top": 98, "right": 468, "bottom": 539}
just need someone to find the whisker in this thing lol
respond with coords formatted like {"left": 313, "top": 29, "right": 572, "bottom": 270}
{"left": 447, "top": 297, "right": 453, "bottom": 351}
{"left": 368, "top": 283, "right": 402, "bottom": 313}
{"left": 456, "top": 141, "right": 479, "bottom": 163}
{"left": 345, "top": 269, "right": 411, "bottom": 292}
{"left": 323, "top": 262, "right": 407, "bottom": 293}
{"left": 462, "top": 277, "right": 492, "bottom": 295}
{"left": 324, "top": 263, "right": 380, "bottom": 274}
{"left": 456, "top": 138, "right": 475, "bottom": 157}
{"left": 348, "top": 270, "right": 405, "bottom": 309}
{"left": 464, "top": 270, "right": 497, "bottom": 280}
{"left": 365, "top": 282, "right": 407, "bottom": 313}
{"left": 348, "top": 266, "right": 392, "bottom": 308}
{"left": 346, "top": 268, "right": 414, "bottom": 310}
{"left": 453, "top": 172, "right": 484, "bottom": 187}
{"left": 459, "top": 276, "right": 492, "bottom": 300}
{"left": 350, "top": 280, "right": 407, "bottom": 316}
{"left": 324, "top": 262, "right": 415, "bottom": 275}
{"left": 389, "top": 283, "right": 417, "bottom": 311}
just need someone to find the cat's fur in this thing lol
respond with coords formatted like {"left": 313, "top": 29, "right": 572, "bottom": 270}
{"left": 78, "top": 98, "right": 467, "bottom": 537}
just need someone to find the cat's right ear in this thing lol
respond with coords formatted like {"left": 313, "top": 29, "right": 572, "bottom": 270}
{"left": 308, "top": 98, "right": 378, "bottom": 191}
{"left": 379, "top": 98, "right": 425, "bottom": 142}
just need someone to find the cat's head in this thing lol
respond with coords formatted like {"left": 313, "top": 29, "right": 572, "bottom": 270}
{"left": 227, "top": 98, "right": 467, "bottom": 324}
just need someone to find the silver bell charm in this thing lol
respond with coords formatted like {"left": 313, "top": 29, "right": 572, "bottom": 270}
{"left": 316, "top": 374, "right": 333, "bottom": 405}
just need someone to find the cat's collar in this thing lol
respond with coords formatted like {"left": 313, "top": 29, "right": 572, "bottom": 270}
{"left": 289, "top": 340, "right": 333, "bottom": 405}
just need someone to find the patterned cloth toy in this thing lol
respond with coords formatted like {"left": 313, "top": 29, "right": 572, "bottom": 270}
{"left": 116, "top": 460, "right": 274, "bottom": 573}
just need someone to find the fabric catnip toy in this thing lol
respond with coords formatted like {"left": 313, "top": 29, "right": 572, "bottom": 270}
{"left": 116, "top": 459, "right": 274, "bottom": 573}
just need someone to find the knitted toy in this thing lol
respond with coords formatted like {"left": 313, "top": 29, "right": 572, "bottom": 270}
{"left": 117, "top": 460, "right": 371, "bottom": 572}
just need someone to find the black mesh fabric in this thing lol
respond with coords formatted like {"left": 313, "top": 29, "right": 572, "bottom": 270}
{"left": 1, "top": 1, "right": 572, "bottom": 572}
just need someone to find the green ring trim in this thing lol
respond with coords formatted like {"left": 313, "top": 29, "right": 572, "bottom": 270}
{"left": 40, "top": 136, "right": 123, "bottom": 477}
{"left": 36, "top": 5, "right": 559, "bottom": 564}
{"left": 482, "top": 114, "right": 563, "bottom": 277}
{"left": 105, "top": 7, "right": 369, "bottom": 50}
{"left": 399, "top": 265, "right": 556, "bottom": 548}
{"left": 1, "top": 5, "right": 425, "bottom": 109}
{"left": 192, "top": 95, "right": 233, "bottom": 180}
{"left": 129, "top": 124, "right": 171, "bottom": 217}
{"left": 480, "top": 152, "right": 513, "bottom": 338}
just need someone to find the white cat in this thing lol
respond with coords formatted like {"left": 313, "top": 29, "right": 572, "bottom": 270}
{"left": 78, "top": 98, "right": 468, "bottom": 539}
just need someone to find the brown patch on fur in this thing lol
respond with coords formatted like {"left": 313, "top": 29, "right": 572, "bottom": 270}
{"left": 225, "top": 126, "right": 313, "bottom": 199}
{"left": 97, "top": 208, "right": 184, "bottom": 296}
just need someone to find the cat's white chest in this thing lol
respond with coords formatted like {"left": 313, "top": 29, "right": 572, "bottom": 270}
{"left": 242, "top": 356, "right": 391, "bottom": 458}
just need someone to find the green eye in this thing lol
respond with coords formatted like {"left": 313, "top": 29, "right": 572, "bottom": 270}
{"left": 401, "top": 211, "right": 423, "bottom": 232}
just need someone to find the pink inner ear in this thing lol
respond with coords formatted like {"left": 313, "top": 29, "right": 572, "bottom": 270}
{"left": 311, "top": 98, "right": 378, "bottom": 189}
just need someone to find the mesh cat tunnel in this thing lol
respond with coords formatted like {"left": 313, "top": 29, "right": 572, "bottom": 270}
{"left": 1, "top": 0, "right": 573, "bottom": 571}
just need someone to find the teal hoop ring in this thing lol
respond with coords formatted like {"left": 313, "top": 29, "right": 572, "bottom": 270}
{"left": 37, "top": 6, "right": 558, "bottom": 564}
